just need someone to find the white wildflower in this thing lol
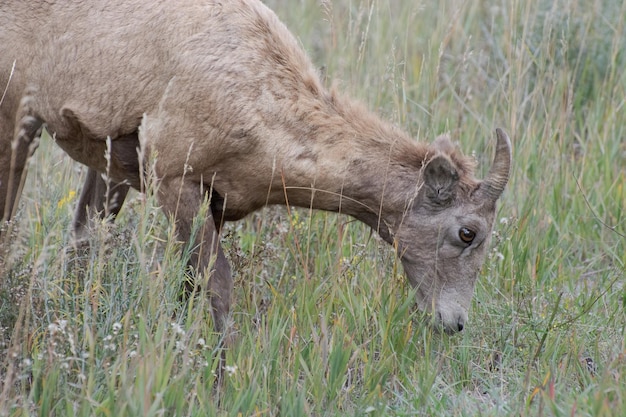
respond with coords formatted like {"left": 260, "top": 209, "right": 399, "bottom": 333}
{"left": 196, "top": 338, "right": 206, "bottom": 349}
{"left": 67, "top": 333, "right": 77, "bottom": 356}
{"left": 225, "top": 364, "right": 238, "bottom": 377}
{"left": 171, "top": 322, "right": 185, "bottom": 336}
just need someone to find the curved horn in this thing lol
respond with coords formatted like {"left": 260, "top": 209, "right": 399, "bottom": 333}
{"left": 479, "top": 128, "right": 512, "bottom": 201}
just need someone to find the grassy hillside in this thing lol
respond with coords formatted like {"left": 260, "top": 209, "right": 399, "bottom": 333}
{"left": 1, "top": 0, "right": 624, "bottom": 415}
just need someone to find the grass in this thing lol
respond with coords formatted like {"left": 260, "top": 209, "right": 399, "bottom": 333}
{"left": 1, "top": 0, "right": 625, "bottom": 415}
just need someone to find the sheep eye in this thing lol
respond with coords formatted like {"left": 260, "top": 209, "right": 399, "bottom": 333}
{"left": 459, "top": 227, "right": 476, "bottom": 244}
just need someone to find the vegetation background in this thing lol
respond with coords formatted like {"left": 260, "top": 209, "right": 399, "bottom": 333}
{"left": 1, "top": 0, "right": 624, "bottom": 415}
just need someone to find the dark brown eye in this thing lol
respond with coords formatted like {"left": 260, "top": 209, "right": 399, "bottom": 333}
{"left": 459, "top": 227, "right": 476, "bottom": 244}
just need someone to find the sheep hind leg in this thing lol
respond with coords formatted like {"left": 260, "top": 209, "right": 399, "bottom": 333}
{"left": 157, "top": 176, "right": 233, "bottom": 384}
{"left": 71, "top": 168, "right": 131, "bottom": 248}
{"left": 1, "top": 92, "right": 43, "bottom": 232}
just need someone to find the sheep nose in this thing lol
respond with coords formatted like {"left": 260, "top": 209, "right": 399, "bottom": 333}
{"left": 437, "top": 311, "right": 466, "bottom": 334}
{"left": 456, "top": 317, "right": 465, "bottom": 332}
{"left": 445, "top": 317, "right": 464, "bottom": 334}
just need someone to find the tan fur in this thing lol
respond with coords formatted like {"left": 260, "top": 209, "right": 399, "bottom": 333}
{"left": 0, "top": 0, "right": 511, "bottom": 344}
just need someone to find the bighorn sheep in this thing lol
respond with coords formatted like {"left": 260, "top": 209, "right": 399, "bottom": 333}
{"left": 0, "top": 0, "right": 511, "bottom": 337}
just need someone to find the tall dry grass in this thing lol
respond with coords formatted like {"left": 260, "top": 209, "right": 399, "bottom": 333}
{"left": 1, "top": 0, "right": 624, "bottom": 415}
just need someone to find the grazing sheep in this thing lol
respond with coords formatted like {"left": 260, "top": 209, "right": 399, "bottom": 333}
{"left": 0, "top": 0, "right": 510, "bottom": 342}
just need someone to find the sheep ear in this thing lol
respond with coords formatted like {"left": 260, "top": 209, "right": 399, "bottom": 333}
{"left": 422, "top": 155, "right": 459, "bottom": 205}
{"left": 433, "top": 133, "right": 455, "bottom": 153}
